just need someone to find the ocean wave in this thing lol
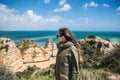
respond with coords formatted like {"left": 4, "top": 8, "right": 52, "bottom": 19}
{"left": 30, "top": 35, "right": 56, "bottom": 41}
{"left": 37, "top": 42, "right": 46, "bottom": 47}
{"left": 110, "top": 38, "right": 120, "bottom": 44}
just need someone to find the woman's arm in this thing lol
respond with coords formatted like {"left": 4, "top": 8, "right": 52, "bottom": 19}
{"left": 59, "top": 54, "right": 69, "bottom": 80}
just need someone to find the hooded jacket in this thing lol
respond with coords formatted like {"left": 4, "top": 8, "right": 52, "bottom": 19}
{"left": 55, "top": 41, "right": 79, "bottom": 80}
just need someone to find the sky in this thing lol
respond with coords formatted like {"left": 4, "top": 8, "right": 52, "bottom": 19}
{"left": 0, "top": 0, "right": 120, "bottom": 31}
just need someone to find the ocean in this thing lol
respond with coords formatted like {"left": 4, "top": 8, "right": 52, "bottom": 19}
{"left": 0, "top": 31, "right": 120, "bottom": 46}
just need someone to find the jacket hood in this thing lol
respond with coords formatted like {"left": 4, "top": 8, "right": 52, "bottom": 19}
{"left": 57, "top": 41, "right": 74, "bottom": 49}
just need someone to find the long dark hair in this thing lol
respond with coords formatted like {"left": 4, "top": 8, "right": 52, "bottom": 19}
{"left": 58, "top": 28, "right": 82, "bottom": 62}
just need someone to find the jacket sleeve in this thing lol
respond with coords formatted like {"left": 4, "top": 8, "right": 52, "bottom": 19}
{"left": 71, "top": 49, "right": 79, "bottom": 80}
{"left": 59, "top": 53, "right": 70, "bottom": 80}
{"left": 59, "top": 48, "right": 79, "bottom": 80}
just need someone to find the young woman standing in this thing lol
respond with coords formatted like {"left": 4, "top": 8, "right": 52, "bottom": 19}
{"left": 55, "top": 28, "right": 82, "bottom": 80}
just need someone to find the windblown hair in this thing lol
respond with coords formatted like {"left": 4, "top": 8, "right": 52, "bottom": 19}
{"left": 59, "top": 28, "right": 82, "bottom": 62}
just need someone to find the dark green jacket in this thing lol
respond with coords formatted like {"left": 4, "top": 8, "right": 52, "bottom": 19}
{"left": 55, "top": 41, "right": 79, "bottom": 80}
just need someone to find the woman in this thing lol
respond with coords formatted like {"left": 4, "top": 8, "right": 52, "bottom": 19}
{"left": 55, "top": 28, "right": 82, "bottom": 80}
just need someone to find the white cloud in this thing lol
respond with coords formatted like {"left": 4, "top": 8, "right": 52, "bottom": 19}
{"left": 102, "top": 3, "right": 109, "bottom": 8}
{"left": 54, "top": 4, "right": 72, "bottom": 12}
{"left": 83, "top": 1, "right": 98, "bottom": 10}
{"left": 44, "top": 0, "right": 50, "bottom": 3}
{"left": 78, "top": 17, "right": 92, "bottom": 24}
{"left": 0, "top": 3, "right": 15, "bottom": 14}
{"left": 54, "top": 0, "right": 72, "bottom": 12}
{"left": 0, "top": 3, "right": 73, "bottom": 30}
{"left": 116, "top": 6, "right": 120, "bottom": 11}
{"left": 59, "top": 0, "right": 66, "bottom": 6}
{"left": 89, "top": 1, "right": 98, "bottom": 7}
{"left": 116, "top": 6, "right": 120, "bottom": 16}
{"left": 83, "top": 3, "right": 88, "bottom": 10}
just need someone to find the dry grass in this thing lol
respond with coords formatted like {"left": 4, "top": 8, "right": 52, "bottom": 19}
{"left": 0, "top": 65, "right": 20, "bottom": 80}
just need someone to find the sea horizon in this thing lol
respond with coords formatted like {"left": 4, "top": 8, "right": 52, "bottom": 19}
{"left": 0, "top": 30, "right": 120, "bottom": 32}
{"left": 0, "top": 31, "right": 120, "bottom": 46}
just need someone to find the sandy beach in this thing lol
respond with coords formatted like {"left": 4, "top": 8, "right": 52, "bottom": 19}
{"left": 24, "top": 57, "right": 56, "bottom": 69}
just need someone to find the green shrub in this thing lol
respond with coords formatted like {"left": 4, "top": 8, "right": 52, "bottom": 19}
{"left": 27, "top": 76, "right": 52, "bottom": 80}
{"left": 0, "top": 65, "right": 20, "bottom": 80}
{"left": 27, "top": 65, "right": 37, "bottom": 72}
{"left": 99, "top": 46, "right": 120, "bottom": 73}
{"left": 79, "top": 69, "right": 110, "bottom": 80}
{"left": 16, "top": 65, "right": 37, "bottom": 79}
{"left": 87, "top": 35, "right": 96, "bottom": 39}
{"left": 80, "top": 42, "right": 103, "bottom": 69}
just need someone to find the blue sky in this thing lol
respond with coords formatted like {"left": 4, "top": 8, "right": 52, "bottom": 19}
{"left": 0, "top": 0, "right": 120, "bottom": 31}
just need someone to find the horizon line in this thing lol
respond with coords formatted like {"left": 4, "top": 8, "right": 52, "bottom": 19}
{"left": 0, "top": 30, "right": 120, "bottom": 32}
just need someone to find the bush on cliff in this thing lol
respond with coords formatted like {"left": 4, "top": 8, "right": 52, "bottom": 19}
{"left": 79, "top": 35, "right": 119, "bottom": 71}
{"left": 16, "top": 64, "right": 55, "bottom": 80}
{"left": 17, "top": 38, "right": 38, "bottom": 54}
{"left": 17, "top": 65, "right": 37, "bottom": 79}
{"left": 99, "top": 45, "right": 120, "bottom": 73}
{"left": 80, "top": 42, "right": 103, "bottom": 69}
{"left": 87, "top": 34, "right": 96, "bottom": 39}
{"left": 0, "top": 65, "right": 20, "bottom": 80}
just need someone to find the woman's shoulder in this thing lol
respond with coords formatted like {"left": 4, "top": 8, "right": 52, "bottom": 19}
{"left": 70, "top": 45, "right": 77, "bottom": 52}
{"left": 65, "top": 45, "right": 77, "bottom": 56}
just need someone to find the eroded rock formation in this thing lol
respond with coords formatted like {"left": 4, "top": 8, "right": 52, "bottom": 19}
{"left": 0, "top": 38, "right": 25, "bottom": 72}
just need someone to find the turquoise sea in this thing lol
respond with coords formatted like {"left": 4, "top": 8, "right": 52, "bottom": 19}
{"left": 0, "top": 31, "right": 120, "bottom": 46}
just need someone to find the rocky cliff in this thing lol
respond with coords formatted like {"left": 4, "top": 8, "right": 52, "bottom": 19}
{"left": 0, "top": 37, "right": 57, "bottom": 73}
{"left": 78, "top": 35, "right": 115, "bottom": 55}
{"left": 100, "top": 45, "right": 120, "bottom": 73}
{"left": 17, "top": 38, "right": 38, "bottom": 54}
{"left": 17, "top": 38, "right": 57, "bottom": 63}
{"left": 78, "top": 35, "right": 120, "bottom": 80}
{"left": 44, "top": 38, "right": 57, "bottom": 57}
{"left": 0, "top": 38, "right": 25, "bottom": 72}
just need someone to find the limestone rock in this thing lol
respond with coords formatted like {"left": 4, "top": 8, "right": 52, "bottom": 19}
{"left": 22, "top": 47, "right": 51, "bottom": 63}
{"left": 17, "top": 38, "right": 38, "bottom": 54}
{"left": 44, "top": 38, "right": 57, "bottom": 57}
{"left": 78, "top": 35, "right": 115, "bottom": 55}
{"left": 18, "top": 38, "right": 57, "bottom": 64}
{"left": 0, "top": 38, "right": 25, "bottom": 72}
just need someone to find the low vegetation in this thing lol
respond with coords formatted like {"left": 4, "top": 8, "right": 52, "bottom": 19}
{"left": 17, "top": 38, "right": 38, "bottom": 54}
{"left": 0, "top": 65, "right": 20, "bottom": 80}
{"left": 99, "top": 45, "right": 120, "bottom": 73}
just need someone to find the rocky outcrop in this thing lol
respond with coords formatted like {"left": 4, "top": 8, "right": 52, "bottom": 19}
{"left": 100, "top": 45, "right": 120, "bottom": 73}
{"left": 78, "top": 35, "right": 120, "bottom": 80}
{"left": 17, "top": 38, "right": 38, "bottom": 54}
{"left": 0, "top": 38, "right": 25, "bottom": 72}
{"left": 44, "top": 38, "right": 57, "bottom": 57}
{"left": 22, "top": 47, "right": 51, "bottom": 63}
{"left": 78, "top": 35, "right": 115, "bottom": 54}
{"left": 17, "top": 38, "right": 57, "bottom": 63}
{"left": 78, "top": 35, "right": 117, "bottom": 69}
{"left": 0, "top": 37, "right": 57, "bottom": 72}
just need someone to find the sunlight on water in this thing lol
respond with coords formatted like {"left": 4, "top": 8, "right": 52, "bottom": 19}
{"left": 110, "top": 38, "right": 120, "bottom": 44}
